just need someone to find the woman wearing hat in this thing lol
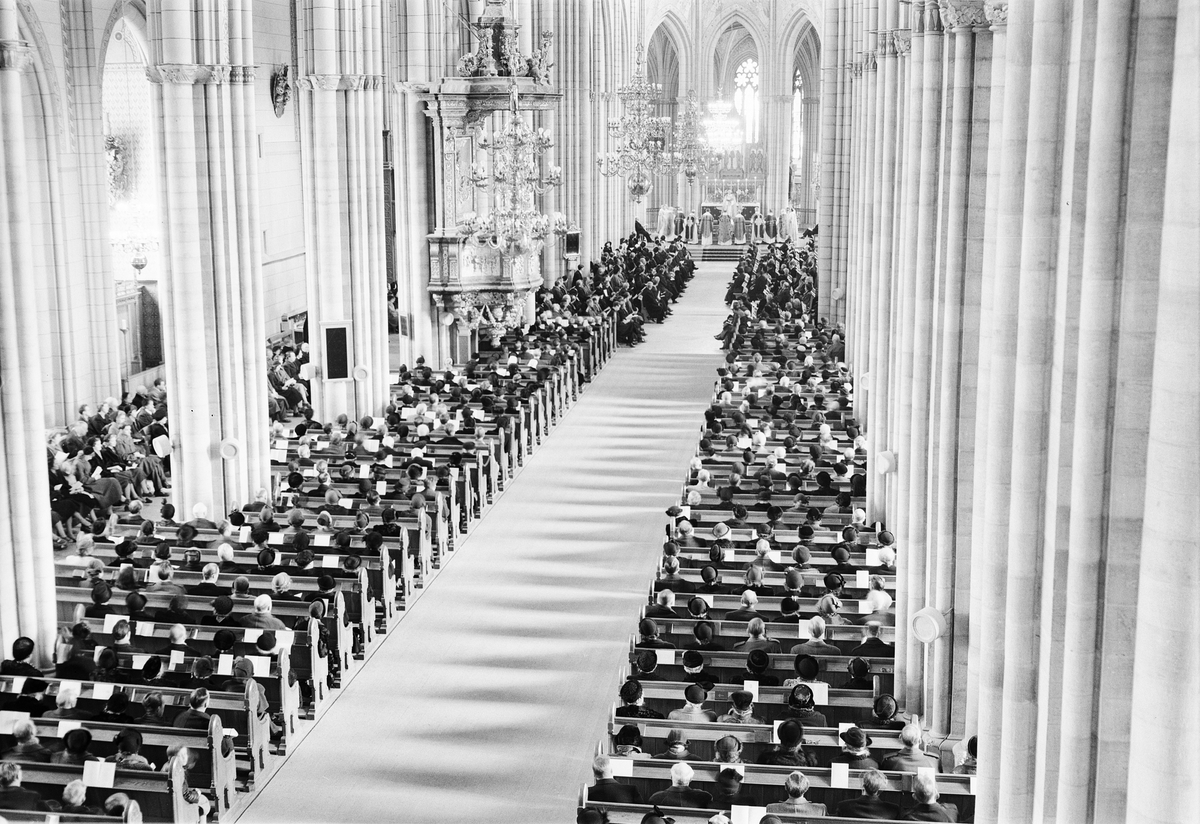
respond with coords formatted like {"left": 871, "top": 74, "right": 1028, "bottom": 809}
{"left": 831, "top": 726, "right": 879, "bottom": 769}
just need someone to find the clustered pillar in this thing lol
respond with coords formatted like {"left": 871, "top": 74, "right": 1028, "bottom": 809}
{"left": 0, "top": 0, "right": 58, "bottom": 664}
{"left": 147, "top": 0, "right": 270, "bottom": 518}
{"left": 299, "top": 0, "right": 390, "bottom": 421}
{"left": 822, "top": 0, "right": 1199, "bottom": 820}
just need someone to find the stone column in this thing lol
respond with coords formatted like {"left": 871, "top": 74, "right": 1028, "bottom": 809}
{"left": 900, "top": 0, "right": 944, "bottom": 716}
{"left": 889, "top": 10, "right": 923, "bottom": 712}
{"left": 817, "top": 0, "right": 842, "bottom": 320}
{"left": 800, "top": 95, "right": 820, "bottom": 223}
{"left": 963, "top": 0, "right": 1006, "bottom": 737}
{"left": 300, "top": 0, "right": 391, "bottom": 420}
{"left": 1090, "top": 2, "right": 1177, "bottom": 819}
{"left": 0, "top": 6, "right": 58, "bottom": 664}
{"left": 972, "top": 0, "right": 1033, "bottom": 814}
{"left": 1052, "top": 0, "right": 1136, "bottom": 817}
{"left": 865, "top": 14, "right": 900, "bottom": 526}
{"left": 995, "top": 0, "right": 1070, "bottom": 817}
{"left": 147, "top": 0, "right": 270, "bottom": 517}
{"left": 928, "top": 0, "right": 982, "bottom": 737}
{"left": 1125, "top": 1, "right": 1199, "bottom": 819}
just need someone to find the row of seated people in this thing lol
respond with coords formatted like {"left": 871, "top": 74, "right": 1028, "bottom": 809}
{"left": 720, "top": 236, "right": 818, "bottom": 318}
{"left": 47, "top": 386, "right": 172, "bottom": 549}
{"left": 580, "top": 247, "right": 968, "bottom": 824}
{"left": 27, "top": 237, "right": 679, "bottom": 823}
{"left": 569, "top": 231, "right": 695, "bottom": 344}
{"left": 1, "top": 637, "right": 254, "bottom": 821}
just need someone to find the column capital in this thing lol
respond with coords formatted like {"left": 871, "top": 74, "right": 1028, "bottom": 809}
{"left": 984, "top": 1, "right": 1009, "bottom": 28}
{"left": 893, "top": 30, "right": 913, "bottom": 56}
{"left": 879, "top": 30, "right": 896, "bottom": 57}
{"left": 230, "top": 65, "right": 257, "bottom": 84}
{"left": 924, "top": 1, "right": 945, "bottom": 35}
{"left": 0, "top": 39, "right": 32, "bottom": 71}
{"left": 864, "top": 50, "right": 878, "bottom": 72}
{"left": 940, "top": 0, "right": 989, "bottom": 31}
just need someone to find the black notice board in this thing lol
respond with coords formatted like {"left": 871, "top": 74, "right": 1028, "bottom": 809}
{"left": 325, "top": 325, "right": 350, "bottom": 380}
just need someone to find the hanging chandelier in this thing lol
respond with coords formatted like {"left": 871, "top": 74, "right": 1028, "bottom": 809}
{"left": 460, "top": 80, "right": 564, "bottom": 256}
{"left": 596, "top": 43, "right": 674, "bottom": 202}
{"left": 703, "top": 90, "right": 744, "bottom": 151}
{"left": 672, "top": 90, "right": 720, "bottom": 185}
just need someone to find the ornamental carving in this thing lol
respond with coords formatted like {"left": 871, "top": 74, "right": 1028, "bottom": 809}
{"left": 208, "top": 64, "right": 231, "bottom": 85}
{"left": 879, "top": 31, "right": 896, "bottom": 57}
{"left": 893, "top": 30, "right": 912, "bottom": 56}
{"left": 150, "top": 64, "right": 201, "bottom": 85}
{"left": 984, "top": 0, "right": 1009, "bottom": 27}
{"left": 863, "top": 51, "right": 877, "bottom": 72}
{"left": 105, "top": 134, "right": 129, "bottom": 205}
{"left": 941, "top": 0, "right": 989, "bottom": 30}
{"left": 0, "top": 39, "right": 33, "bottom": 71}
{"left": 270, "top": 65, "right": 290, "bottom": 116}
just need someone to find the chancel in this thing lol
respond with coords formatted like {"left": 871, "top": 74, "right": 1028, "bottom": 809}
{"left": 0, "top": 0, "right": 1195, "bottom": 823}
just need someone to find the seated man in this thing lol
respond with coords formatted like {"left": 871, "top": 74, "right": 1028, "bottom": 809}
{"left": 188, "top": 564, "right": 225, "bottom": 597}
{"left": 790, "top": 615, "right": 843, "bottom": 655}
{"left": 836, "top": 768, "right": 902, "bottom": 819}
{"left": 851, "top": 621, "right": 895, "bottom": 656}
{"left": 903, "top": 774, "right": 959, "bottom": 821}
{"left": 172, "top": 688, "right": 212, "bottom": 730}
{"left": 0, "top": 762, "right": 43, "bottom": 811}
{"left": 0, "top": 719, "right": 53, "bottom": 762}
{"left": 0, "top": 637, "right": 41, "bottom": 676}
{"left": 242, "top": 594, "right": 288, "bottom": 629}
{"left": 645, "top": 590, "right": 681, "bottom": 619}
{"left": 881, "top": 724, "right": 940, "bottom": 772}
{"left": 587, "top": 754, "right": 642, "bottom": 803}
{"left": 765, "top": 771, "right": 826, "bottom": 815}
{"left": 656, "top": 557, "right": 694, "bottom": 593}
{"left": 725, "top": 590, "right": 766, "bottom": 622}
{"left": 647, "top": 761, "right": 713, "bottom": 808}
{"left": 733, "top": 617, "right": 781, "bottom": 653}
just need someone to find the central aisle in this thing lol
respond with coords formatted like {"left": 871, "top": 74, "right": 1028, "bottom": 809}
{"left": 242, "top": 261, "right": 729, "bottom": 824}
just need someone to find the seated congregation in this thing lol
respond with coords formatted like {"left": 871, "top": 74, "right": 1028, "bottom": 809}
{"left": 578, "top": 241, "right": 973, "bottom": 824}
{"left": 2, "top": 234, "right": 694, "bottom": 822}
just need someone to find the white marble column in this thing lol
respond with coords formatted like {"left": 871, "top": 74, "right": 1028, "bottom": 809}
{"left": 147, "top": 0, "right": 269, "bottom": 517}
{"left": 995, "top": 0, "right": 1070, "bottom": 817}
{"left": 0, "top": 4, "right": 58, "bottom": 665}
{"left": 928, "top": 0, "right": 982, "bottom": 737}
{"left": 963, "top": 0, "right": 1006, "bottom": 738}
{"left": 300, "top": 0, "right": 391, "bottom": 420}
{"left": 973, "top": 0, "right": 1031, "bottom": 814}
{"left": 817, "top": 0, "right": 843, "bottom": 320}
{"left": 1124, "top": 1, "right": 1199, "bottom": 819}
